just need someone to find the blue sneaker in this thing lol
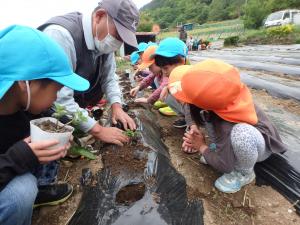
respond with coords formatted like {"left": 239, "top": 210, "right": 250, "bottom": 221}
{"left": 214, "top": 170, "right": 255, "bottom": 193}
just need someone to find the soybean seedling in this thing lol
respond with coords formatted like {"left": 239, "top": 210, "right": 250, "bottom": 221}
{"left": 123, "top": 129, "right": 137, "bottom": 138}
{"left": 123, "top": 129, "right": 141, "bottom": 146}
{"left": 53, "top": 104, "right": 88, "bottom": 130}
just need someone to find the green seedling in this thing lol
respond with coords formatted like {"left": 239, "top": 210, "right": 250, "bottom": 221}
{"left": 69, "top": 146, "right": 96, "bottom": 160}
{"left": 123, "top": 129, "right": 136, "bottom": 138}
{"left": 53, "top": 104, "right": 88, "bottom": 129}
{"left": 53, "top": 104, "right": 95, "bottom": 159}
{"left": 123, "top": 129, "right": 141, "bottom": 146}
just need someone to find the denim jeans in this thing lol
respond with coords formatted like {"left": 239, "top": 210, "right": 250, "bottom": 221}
{"left": 0, "top": 173, "right": 38, "bottom": 225}
{"left": 35, "top": 161, "right": 59, "bottom": 186}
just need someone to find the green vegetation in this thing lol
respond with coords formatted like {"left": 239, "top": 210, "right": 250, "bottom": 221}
{"left": 69, "top": 146, "right": 96, "bottom": 160}
{"left": 52, "top": 104, "right": 96, "bottom": 160}
{"left": 140, "top": 0, "right": 300, "bottom": 30}
{"left": 240, "top": 25, "right": 300, "bottom": 44}
{"left": 53, "top": 104, "right": 87, "bottom": 128}
{"left": 141, "top": 0, "right": 245, "bottom": 28}
{"left": 137, "top": 12, "right": 155, "bottom": 32}
{"left": 116, "top": 58, "right": 131, "bottom": 74}
{"left": 123, "top": 130, "right": 139, "bottom": 138}
{"left": 224, "top": 36, "right": 240, "bottom": 47}
{"left": 157, "top": 19, "right": 244, "bottom": 42}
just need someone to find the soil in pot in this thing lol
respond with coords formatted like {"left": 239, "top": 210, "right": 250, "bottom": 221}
{"left": 36, "top": 120, "right": 71, "bottom": 133}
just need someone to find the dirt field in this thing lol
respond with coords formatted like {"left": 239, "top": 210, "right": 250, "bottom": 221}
{"left": 32, "top": 45, "right": 300, "bottom": 225}
{"left": 32, "top": 88, "right": 299, "bottom": 225}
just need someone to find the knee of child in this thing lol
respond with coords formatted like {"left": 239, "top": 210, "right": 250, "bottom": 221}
{"left": 230, "top": 123, "right": 257, "bottom": 151}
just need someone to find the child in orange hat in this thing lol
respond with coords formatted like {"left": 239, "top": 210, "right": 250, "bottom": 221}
{"left": 168, "top": 59, "right": 287, "bottom": 193}
{"left": 130, "top": 45, "right": 168, "bottom": 105}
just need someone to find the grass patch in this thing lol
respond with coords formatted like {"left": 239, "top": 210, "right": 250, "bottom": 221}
{"left": 240, "top": 25, "right": 300, "bottom": 45}
{"left": 224, "top": 36, "right": 240, "bottom": 47}
{"left": 116, "top": 57, "right": 131, "bottom": 74}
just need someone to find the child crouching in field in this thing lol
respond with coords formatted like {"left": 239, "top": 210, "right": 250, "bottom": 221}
{"left": 168, "top": 59, "right": 287, "bottom": 193}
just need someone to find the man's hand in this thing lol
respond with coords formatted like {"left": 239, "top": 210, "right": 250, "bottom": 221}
{"left": 134, "top": 97, "right": 148, "bottom": 104}
{"left": 130, "top": 86, "right": 140, "bottom": 97}
{"left": 111, "top": 103, "right": 136, "bottom": 130}
{"left": 89, "top": 123, "right": 129, "bottom": 146}
{"left": 24, "top": 138, "right": 69, "bottom": 164}
{"left": 159, "top": 86, "right": 169, "bottom": 101}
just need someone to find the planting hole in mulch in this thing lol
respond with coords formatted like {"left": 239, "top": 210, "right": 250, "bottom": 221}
{"left": 116, "top": 183, "right": 146, "bottom": 206}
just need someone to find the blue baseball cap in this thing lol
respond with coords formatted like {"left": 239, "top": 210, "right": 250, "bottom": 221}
{"left": 136, "top": 42, "right": 148, "bottom": 53}
{"left": 155, "top": 37, "right": 188, "bottom": 58}
{"left": 130, "top": 51, "right": 140, "bottom": 65}
{"left": 147, "top": 41, "right": 157, "bottom": 47}
{"left": 0, "top": 25, "right": 90, "bottom": 99}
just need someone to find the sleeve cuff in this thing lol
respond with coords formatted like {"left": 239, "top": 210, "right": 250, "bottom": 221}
{"left": 78, "top": 116, "right": 98, "bottom": 133}
{"left": 108, "top": 96, "right": 122, "bottom": 105}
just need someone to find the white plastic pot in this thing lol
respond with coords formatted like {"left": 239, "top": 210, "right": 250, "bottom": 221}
{"left": 30, "top": 117, "right": 74, "bottom": 149}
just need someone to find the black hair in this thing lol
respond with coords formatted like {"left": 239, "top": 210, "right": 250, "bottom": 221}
{"left": 154, "top": 55, "right": 185, "bottom": 67}
{"left": 190, "top": 104, "right": 205, "bottom": 126}
{"left": 189, "top": 104, "right": 217, "bottom": 126}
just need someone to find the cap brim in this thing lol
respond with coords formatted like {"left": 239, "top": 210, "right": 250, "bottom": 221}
{"left": 154, "top": 50, "right": 178, "bottom": 58}
{"left": 138, "top": 61, "right": 154, "bottom": 70}
{"left": 0, "top": 81, "right": 14, "bottom": 100}
{"left": 114, "top": 19, "right": 138, "bottom": 48}
{"left": 51, "top": 72, "right": 90, "bottom": 92}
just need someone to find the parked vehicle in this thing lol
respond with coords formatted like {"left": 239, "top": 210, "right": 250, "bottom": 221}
{"left": 264, "top": 9, "right": 300, "bottom": 27}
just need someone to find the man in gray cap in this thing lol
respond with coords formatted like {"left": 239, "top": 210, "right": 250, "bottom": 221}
{"left": 38, "top": 0, "right": 139, "bottom": 146}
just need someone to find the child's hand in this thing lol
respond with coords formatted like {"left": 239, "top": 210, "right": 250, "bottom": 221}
{"left": 25, "top": 139, "right": 69, "bottom": 164}
{"left": 183, "top": 130, "right": 207, "bottom": 154}
{"left": 134, "top": 97, "right": 148, "bottom": 103}
{"left": 130, "top": 86, "right": 140, "bottom": 97}
{"left": 190, "top": 125, "right": 201, "bottom": 135}
{"left": 134, "top": 75, "right": 143, "bottom": 82}
{"left": 159, "top": 86, "right": 169, "bottom": 101}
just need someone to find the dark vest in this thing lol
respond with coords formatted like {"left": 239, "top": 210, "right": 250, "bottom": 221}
{"left": 38, "top": 12, "right": 107, "bottom": 108}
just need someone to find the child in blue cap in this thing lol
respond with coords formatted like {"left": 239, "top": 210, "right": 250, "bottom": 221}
{"left": 153, "top": 38, "right": 199, "bottom": 146}
{"left": 130, "top": 51, "right": 141, "bottom": 70}
{"left": 133, "top": 42, "right": 158, "bottom": 85}
{"left": 0, "top": 25, "right": 89, "bottom": 225}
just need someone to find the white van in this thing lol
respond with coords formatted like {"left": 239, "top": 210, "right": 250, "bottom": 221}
{"left": 264, "top": 9, "right": 300, "bottom": 27}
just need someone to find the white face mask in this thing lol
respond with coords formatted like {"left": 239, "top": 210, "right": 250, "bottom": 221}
{"left": 94, "top": 15, "right": 122, "bottom": 54}
{"left": 25, "top": 81, "right": 31, "bottom": 111}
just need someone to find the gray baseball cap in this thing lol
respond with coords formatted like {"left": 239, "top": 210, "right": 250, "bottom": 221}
{"left": 97, "top": 0, "right": 139, "bottom": 47}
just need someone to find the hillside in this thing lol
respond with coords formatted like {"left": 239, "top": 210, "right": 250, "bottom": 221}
{"left": 140, "top": 0, "right": 300, "bottom": 29}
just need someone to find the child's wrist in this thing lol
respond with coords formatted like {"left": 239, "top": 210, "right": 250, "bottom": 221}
{"left": 199, "top": 144, "right": 208, "bottom": 154}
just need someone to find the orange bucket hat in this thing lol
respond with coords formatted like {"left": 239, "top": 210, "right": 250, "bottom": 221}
{"left": 138, "top": 45, "right": 158, "bottom": 70}
{"left": 168, "top": 65, "right": 193, "bottom": 103}
{"left": 169, "top": 59, "right": 258, "bottom": 125}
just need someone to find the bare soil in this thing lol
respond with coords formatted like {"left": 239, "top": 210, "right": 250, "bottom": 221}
{"left": 101, "top": 143, "right": 149, "bottom": 176}
{"left": 116, "top": 183, "right": 146, "bottom": 206}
